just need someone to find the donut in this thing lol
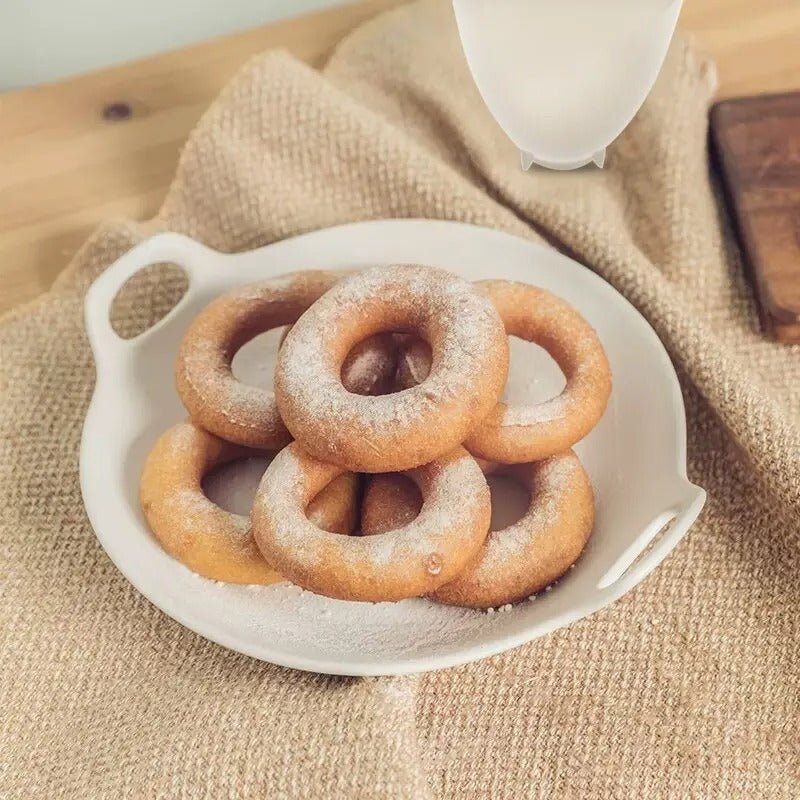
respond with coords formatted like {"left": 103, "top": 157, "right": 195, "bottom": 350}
{"left": 175, "top": 271, "right": 338, "bottom": 449}
{"left": 175, "top": 270, "right": 397, "bottom": 449}
{"left": 274, "top": 265, "right": 510, "bottom": 472}
{"left": 140, "top": 421, "right": 360, "bottom": 584}
{"left": 251, "top": 443, "right": 492, "bottom": 602}
{"left": 395, "top": 280, "right": 612, "bottom": 462}
{"left": 361, "top": 451, "right": 594, "bottom": 608}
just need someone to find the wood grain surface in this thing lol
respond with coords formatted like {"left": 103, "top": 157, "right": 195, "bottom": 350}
{"left": 1, "top": 0, "right": 799, "bottom": 315}
{"left": 711, "top": 92, "right": 800, "bottom": 343}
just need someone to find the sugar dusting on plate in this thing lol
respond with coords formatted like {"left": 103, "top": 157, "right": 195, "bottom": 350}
{"left": 177, "top": 574, "right": 544, "bottom": 661}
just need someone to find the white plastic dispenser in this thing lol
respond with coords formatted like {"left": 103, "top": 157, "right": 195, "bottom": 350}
{"left": 453, "top": 0, "right": 683, "bottom": 170}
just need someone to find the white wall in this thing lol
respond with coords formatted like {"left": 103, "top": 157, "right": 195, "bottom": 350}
{"left": 0, "top": 0, "right": 343, "bottom": 90}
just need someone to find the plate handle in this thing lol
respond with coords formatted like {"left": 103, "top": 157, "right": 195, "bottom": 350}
{"left": 595, "top": 482, "right": 706, "bottom": 594}
{"left": 83, "top": 232, "right": 210, "bottom": 362}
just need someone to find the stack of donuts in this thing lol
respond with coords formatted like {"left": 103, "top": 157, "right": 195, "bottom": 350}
{"left": 140, "top": 264, "right": 611, "bottom": 609}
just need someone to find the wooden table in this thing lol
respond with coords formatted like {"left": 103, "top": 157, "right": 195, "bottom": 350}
{"left": 1, "top": 0, "right": 799, "bottom": 315}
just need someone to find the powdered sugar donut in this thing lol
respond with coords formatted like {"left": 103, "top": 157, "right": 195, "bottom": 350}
{"left": 251, "top": 443, "right": 491, "bottom": 602}
{"left": 175, "top": 271, "right": 339, "bottom": 449}
{"left": 140, "top": 421, "right": 360, "bottom": 584}
{"left": 361, "top": 451, "right": 594, "bottom": 608}
{"left": 395, "top": 281, "right": 611, "bottom": 463}
{"left": 175, "top": 271, "right": 397, "bottom": 449}
{"left": 275, "top": 265, "right": 510, "bottom": 472}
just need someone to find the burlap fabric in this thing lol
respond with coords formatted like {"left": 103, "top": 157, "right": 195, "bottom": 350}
{"left": 2, "top": 1, "right": 798, "bottom": 797}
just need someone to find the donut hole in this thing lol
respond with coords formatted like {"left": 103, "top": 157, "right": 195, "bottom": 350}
{"left": 109, "top": 262, "right": 188, "bottom": 339}
{"left": 231, "top": 328, "right": 288, "bottom": 389}
{"left": 339, "top": 338, "right": 391, "bottom": 396}
{"left": 391, "top": 334, "right": 430, "bottom": 390}
{"left": 338, "top": 332, "right": 405, "bottom": 397}
{"left": 503, "top": 336, "right": 565, "bottom": 406}
{"left": 487, "top": 474, "right": 530, "bottom": 530}
{"left": 360, "top": 474, "right": 423, "bottom": 534}
{"left": 202, "top": 456, "right": 271, "bottom": 515}
{"left": 203, "top": 456, "right": 354, "bottom": 536}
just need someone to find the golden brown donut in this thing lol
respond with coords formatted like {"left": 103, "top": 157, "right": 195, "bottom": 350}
{"left": 140, "top": 421, "right": 359, "bottom": 584}
{"left": 175, "top": 271, "right": 397, "bottom": 449}
{"left": 395, "top": 281, "right": 612, "bottom": 463}
{"left": 275, "top": 265, "right": 510, "bottom": 472}
{"left": 175, "top": 271, "right": 339, "bottom": 449}
{"left": 251, "top": 443, "right": 491, "bottom": 602}
{"left": 360, "top": 451, "right": 594, "bottom": 608}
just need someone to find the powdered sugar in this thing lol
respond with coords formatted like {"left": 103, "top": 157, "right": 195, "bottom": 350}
{"left": 166, "top": 275, "right": 596, "bottom": 621}
{"left": 166, "top": 487, "right": 216, "bottom": 519}
{"left": 253, "top": 448, "right": 306, "bottom": 543}
{"left": 176, "top": 557, "right": 579, "bottom": 660}
{"left": 233, "top": 272, "right": 307, "bottom": 299}
{"left": 501, "top": 395, "right": 570, "bottom": 427}
{"left": 353, "top": 458, "right": 487, "bottom": 571}
{"left": 485, "top": 603, "right": 513, "bottom": 614}
{"left": 168, "top": 568, "right": 577, "bottom": 664}
{"left": 165, "top": 419, "right": 207, "bottom": 453}
{"left": 160, "top": 489, "right": 253, "bottom": 556}
{"left": 238, "top": 584, "right": 485, "bottom": 659}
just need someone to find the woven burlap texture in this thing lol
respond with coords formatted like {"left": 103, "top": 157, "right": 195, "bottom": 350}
{"left": 2, "top": 1, "right": 798, "bottom": 797}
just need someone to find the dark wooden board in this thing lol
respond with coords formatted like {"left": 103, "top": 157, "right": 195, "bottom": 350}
{"left": 711, "top": 92, "right": 800, "bottom": 343}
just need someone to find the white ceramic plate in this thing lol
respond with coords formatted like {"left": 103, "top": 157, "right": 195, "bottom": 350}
{"left": 80, "top": 220, "right": 705, "bottom": 676}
